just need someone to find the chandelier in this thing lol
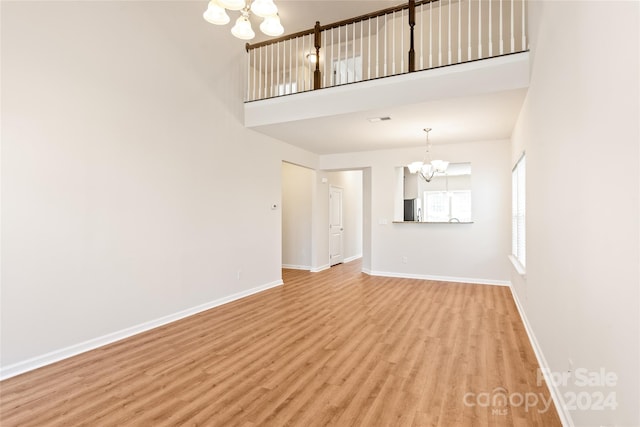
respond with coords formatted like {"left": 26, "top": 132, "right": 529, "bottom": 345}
{"left": 203, "top": 0, "right": 284, "bottom": 40}
{"left": 407, "top": 128, "right": 449, "bottom": 182}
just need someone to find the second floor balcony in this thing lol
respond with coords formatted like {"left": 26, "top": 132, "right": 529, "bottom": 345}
{"left": 244, "top": 0, "right": 528, "bottom": 103}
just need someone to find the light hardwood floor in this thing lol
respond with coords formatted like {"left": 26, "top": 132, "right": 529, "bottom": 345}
{"left": 0, "top": 261, "right": 562, "bottom": 426}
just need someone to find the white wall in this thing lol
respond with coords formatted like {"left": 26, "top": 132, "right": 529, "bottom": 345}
{"left": 281, "top": 162, "right": 313, "bottom": 269}
{"left": 0, "top": 1, "right": 318, "bottom": 373}
{"left": 320, "top": 139, "right": 511, "bottom": 284}
{"left": 327, "top": 170, "right": 363, "bottom": 261}
{"left": 510, "top": 2, "right": 639, "bottom": 426}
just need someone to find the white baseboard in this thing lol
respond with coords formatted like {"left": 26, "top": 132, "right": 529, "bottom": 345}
{"left": 282, "top": 264, "right": 311, "bottom": 270}
{"left": 310, "top": 264, "right": 330, "bottom": 273}
{"left": 509, "top": 285, "right": 573, "bottom": 427}
{"left": 0, "top": 279, "right": 284, "bottom": 381}
{"left": 343, "top": 254, "right": 363, "bottom": 264}
{"left": 365, "top": 270, "right": 511, "bottom": 286}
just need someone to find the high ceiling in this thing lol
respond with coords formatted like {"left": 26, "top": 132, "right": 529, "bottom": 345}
{"left": 246, "top": 0, "right": 527, "bottom": 154}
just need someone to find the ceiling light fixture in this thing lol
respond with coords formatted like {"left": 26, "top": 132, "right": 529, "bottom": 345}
{"left": 203, "top": 0, "right": 284, "bottom": 40}
{"left": 407, "top": 128, "right": 449, "bottom": 182}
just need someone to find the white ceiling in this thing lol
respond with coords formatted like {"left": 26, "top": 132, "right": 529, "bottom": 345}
{"left": 251, "top": 89, "right": 527, "bottom": 153}
{"left": 246, "top": 1, "right": 528, "bottom": 154}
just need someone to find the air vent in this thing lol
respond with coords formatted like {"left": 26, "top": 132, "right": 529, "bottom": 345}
{"left": 367, "top": 116, "right": 391, "bottom": 122}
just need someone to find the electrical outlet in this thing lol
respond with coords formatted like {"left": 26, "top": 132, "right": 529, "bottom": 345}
{"left": 237, "top": 270, "right": 242, "bottom": 280}
{"left": 402, "top": 256, "right": 408, "bottom": 264}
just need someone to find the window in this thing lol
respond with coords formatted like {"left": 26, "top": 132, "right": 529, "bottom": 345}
{"left": 512, "top": 154, "right": 526, "bottom": 268}
{"left": 424, "top": 190, "right": 472, "bottom": 222}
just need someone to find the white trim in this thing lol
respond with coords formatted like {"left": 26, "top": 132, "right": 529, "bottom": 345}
{"left": 365, "top": 270, "right": 510, "bottom": 286}
{"left": 282, "top": 264, "right": 311, "bottom": 270}
{"left": 310, "top": 264, "right": 330, "bottom": 273}
{"left": 509, "top": 285, "right": 573, "bottom": 427}
{"left": 343, "top": 254, "right": 363, "bottom": 264}
{"left": 0, "top": 279, "right": 284, "bottom": 381}
{"left": 508, "top": 254, "right": 527, "bottom": 277}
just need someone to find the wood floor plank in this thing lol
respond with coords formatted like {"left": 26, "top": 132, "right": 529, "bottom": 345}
{"left": 0, "top": 261, "right": 562, "bottom": 426}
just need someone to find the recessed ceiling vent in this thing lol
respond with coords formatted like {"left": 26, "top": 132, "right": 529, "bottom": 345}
{"left": 368, "top": 116, "right": 391, "bottom": 122}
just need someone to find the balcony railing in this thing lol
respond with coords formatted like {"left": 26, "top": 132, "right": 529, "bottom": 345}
{"left": 245, "top": 0, "right": 527, "bottom": 102}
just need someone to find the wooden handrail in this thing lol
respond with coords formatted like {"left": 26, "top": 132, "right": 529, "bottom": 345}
{"left": 246, "top": 0, "right": 440, "bottom": 51}
{"left": 246, "top": 28, "right": 315, "bottom": 51}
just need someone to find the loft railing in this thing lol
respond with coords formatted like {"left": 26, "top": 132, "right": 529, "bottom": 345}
{"left": 245, "top": 0, "right": 527, "bottom": 102}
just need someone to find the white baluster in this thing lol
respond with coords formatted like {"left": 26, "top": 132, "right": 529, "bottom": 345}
{"left": 510, "top": 0, "right": 515, "bottom": 52}
{"left": 338, "top": 26, "right": 341, "bottom": 84}
{"left": 368, "top": 19, "right": 372, "bottom": 80}
{"left": 360, "top": 21, "right": 363, "bottom": 82}
{"left": 384, "top": 14, "right": 388, "bottom": 76}
{"left": 430, "top": 0, "right": 433, "bottom": 68}
{"left": 420, "top": 4, "right": 424, "bottom": 70}
{"left": 270, "top": 43, "right": 274, "bottom": 96}
{"left": 522, "top": 0, "right": 526, "bottom": 50}
{"left": 252, "top": 48, "right": 256, "bottom": 100}
{"left": 331, "top": 28, "right": 335, "bottom": 86}
{"left": 489, "top": 0, "right": 493, "bottom": 56}
{"left": 438, "top": 0, "right": 442, "bottom": 66}
{"left": 246, "top": 49, "right": 250, "bottom": 101}
{"left": 295, "top": 37, "right": 299, "bottom": 92}
{"left": 376, "top": 16, "right": 380, "bottom": 77}
{"left": 468, "top": 0, "right": 472, "bottom": 60}
{"left": 308, "top": 35, "right": 312, "bottom": 89}
{"left": 478, "top": 0, "right": 482, "bottom": 59}
{"left": 352, "top": 23, "right": 356, "bottom": 83}
{"left": 500, "top": 0, "right": 504, "bottom": 55}
{"left": 392, "top": 11, "right": 396, "bottom": 75}
{"left": 251, "top": 48, "right": 255, "bottom": 100}
{"left": 401, "top": 9, "right": 405, "bottom": 73}
{"left": 322, "top": 31, "right": 326, "bottom": 88}
{"left": 448, "top": 0, "right": 451, "bottom": 64}
{"left": 400, "top": 9, "right": 407, "bottom": 73}
{"left": 457, "top": 0, "right": 461, "bottom": 62}
{"left": 258, "top": 47, "right": 262, "bottom": 99}
{"left": 301, "top": 36, "right": 305, "bottom": 91}
{"left": 283, "top": 41, "right": 287, "bottom": 93}
{"left": 289, "top": 39, "right": 293, "bottom": 93}
{"left": 309, "top": 34, "right": 312, "bottom": 90}
{"left": 276, "top": 41, "right": 280, "bottom": 94}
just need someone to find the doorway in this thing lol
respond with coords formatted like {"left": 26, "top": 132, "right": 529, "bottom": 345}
{"left": 281, "top": 163, "right": 368, "bottom": 272}
{"left": 329, "top": 185, "right": 344, "bottom": 266}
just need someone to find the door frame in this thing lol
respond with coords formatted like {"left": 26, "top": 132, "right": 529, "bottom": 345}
{"left": 329, "top": 185, "right": 344, "bottom": 266}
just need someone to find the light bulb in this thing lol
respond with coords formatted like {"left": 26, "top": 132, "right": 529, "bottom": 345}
{"left": 203, "top": 0, "right": 230, "bottom": 25}
{"left": 407, "top": 162, "right": 423, "bottom": 174}
{"left": 251, "top": 0, "right": 278, "bottom": 18}
{"left": 231, "top": 15, "right": 255, "bottom": 40}
{"left": 431, "top": 160, "right": 449, "bottom": 173}
{"left": 260, "top": 14, "right": 284, "bottom": 37}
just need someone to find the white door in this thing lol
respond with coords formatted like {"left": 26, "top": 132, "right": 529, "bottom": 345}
{"left": 329, "top": 186, "right": 344, "bottom": 266}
